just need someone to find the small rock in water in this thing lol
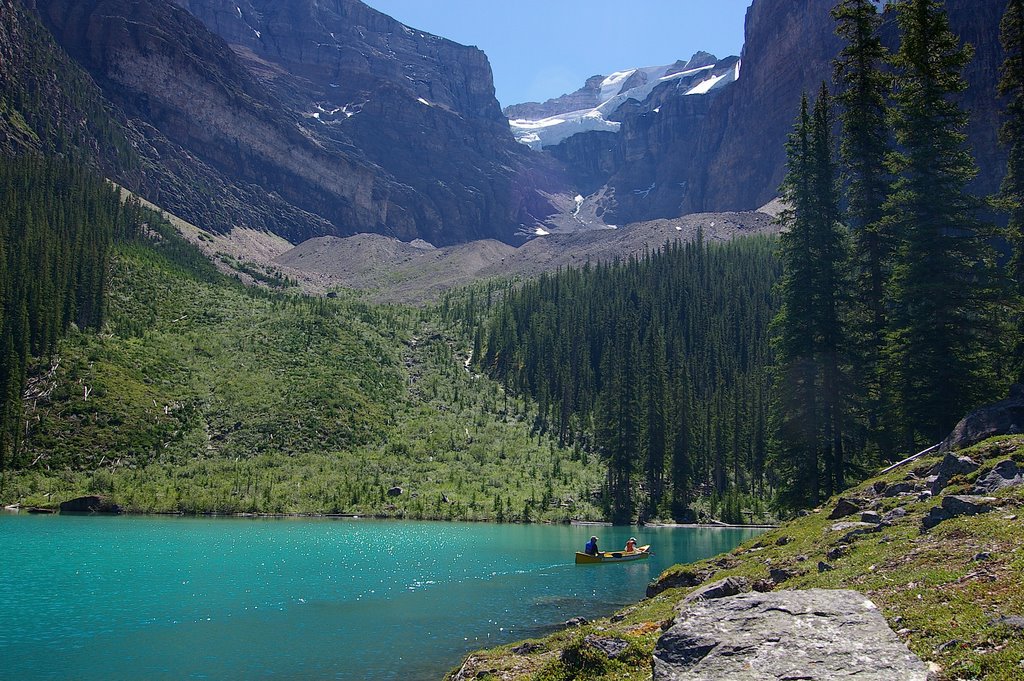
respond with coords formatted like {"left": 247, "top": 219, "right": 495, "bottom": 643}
{"left": 564, "top": 617, "right": 588, "bottom": 628}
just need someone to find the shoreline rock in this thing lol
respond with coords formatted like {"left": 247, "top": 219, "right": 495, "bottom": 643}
{"left": 653, "top": 590, "right": 930, "bottom": 680}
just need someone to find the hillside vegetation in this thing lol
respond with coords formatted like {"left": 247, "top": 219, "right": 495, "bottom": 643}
{"left": 450, "top": 436, "right": 1024, "bottom": 681}
{"left": 2, "top": 188, "right": 606, "bottom": 520}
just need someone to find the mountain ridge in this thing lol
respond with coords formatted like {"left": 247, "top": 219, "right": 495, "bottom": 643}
{"left": 24, "top": 0, "right": 573, "bottom": 246}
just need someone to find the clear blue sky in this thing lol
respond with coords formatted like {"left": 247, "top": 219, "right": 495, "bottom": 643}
{"left": 361, "top": 1, "right": 752, "bottom": 107}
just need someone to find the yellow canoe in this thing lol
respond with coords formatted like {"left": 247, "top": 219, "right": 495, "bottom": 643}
{"left": 575, "top": 545, "right": 651, "bottom": 564}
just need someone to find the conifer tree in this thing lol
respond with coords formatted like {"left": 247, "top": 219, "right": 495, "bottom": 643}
{"left": 1000, "top": 0, "right": 1024, "bottom": 382}
{"left": 772, "top": 94, "right": 822, "bottom": 509}
{"left": 884, "top": 0, "right": 1000, "bottom": 445}
{"left": 669, "top": 357, "right": 692, "bottom": 519}
{"left": 808, "top": 85, "right": 850, "bottom": 496}
{"left": 833, "top": 0, "right": 894, "bottom": 454}
{"left": 641, "top": 324, "right": 668, "bottom": 519}
{"left": 771, "top": 86, "right": 849, "bottom": 508}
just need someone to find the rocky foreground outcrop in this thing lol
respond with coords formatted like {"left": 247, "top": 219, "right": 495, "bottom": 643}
{"left": 654, "top": 590, "right": 930, "bottom": 681}
{"left": 940, "top": 385, "right": 1024, "bottom": 453}
{"left": 448, "top": 431, "right": 1024, "bottom": 680}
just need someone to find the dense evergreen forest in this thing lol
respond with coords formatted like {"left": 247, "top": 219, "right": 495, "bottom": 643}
{"left": 0, "top": 156, "right": 143, "bottom": 488}
{"left": 771, "top": 0, "right": 1018, "bottom": 511}
{"left": 455, "top": 237, "right": 780, "bottom": 524}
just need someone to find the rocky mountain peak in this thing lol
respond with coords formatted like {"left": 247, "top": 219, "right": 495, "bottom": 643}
{"left": 535, "top": 0, "right": 1005, "bottom": 229}
{"left": 173, "top": 0, "right": 505, "bottom": 123}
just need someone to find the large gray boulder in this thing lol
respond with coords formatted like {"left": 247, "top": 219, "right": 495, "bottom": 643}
{"left": 939, "top": 384, "right": 1024, "bottom": 452}
{"left": 929, "top": 453, "right": 980, "bottom": 494}
{"left": 972, "top": 459, "right": 1024, "bottom": 494}
{"left": 653, "top": 590, "right": 929, "bottom": 681}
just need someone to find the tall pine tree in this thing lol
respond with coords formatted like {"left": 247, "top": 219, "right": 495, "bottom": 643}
{"left": 833, "top": 0, "right": 894, "bottom": 456}
{"left": 1000, "top": 0, "right": 1024, "bottom": 382}
{"left": 772, "top": 94, "right": 823, "bottom": 509}
{"left": 884, "top": 0, "right": 1001, "bottom": 445}
{"left": 771, "top": 87, "right": 849, "bottom": 509}
{"left": 808, "top": 85, "right": 850, "bottom": 497}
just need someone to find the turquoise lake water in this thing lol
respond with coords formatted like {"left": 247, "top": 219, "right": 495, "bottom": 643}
{"left": 0, "top": 514, "right": 761, "bottom": 681}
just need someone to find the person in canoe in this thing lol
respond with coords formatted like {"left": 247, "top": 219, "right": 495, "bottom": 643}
{"left": 585, "top": 536, "right": 599, "bottom": 556}
{"left": 625, "top": 537, "right": 638, "bottom": 553}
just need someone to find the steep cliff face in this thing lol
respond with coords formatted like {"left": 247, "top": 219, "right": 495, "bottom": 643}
{"left": 687, "top": 0, "right": 1005, "bottom": 213}
{"left": 30, "top": 0, "right": 565, "bottom": 245}
{"left": 169, "top": 0, "right": 564, "bottom": 245}
{"left": 684, "top": 0, "right": 843, "bottom": 213}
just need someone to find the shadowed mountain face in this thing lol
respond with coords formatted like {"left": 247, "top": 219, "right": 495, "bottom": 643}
{"left": 31, "top": 0, "right": 569, "bottom": 246}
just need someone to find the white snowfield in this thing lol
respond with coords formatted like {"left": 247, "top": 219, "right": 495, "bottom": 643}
{"left": 508, "top": 58, "right": 740, "bottom": 150}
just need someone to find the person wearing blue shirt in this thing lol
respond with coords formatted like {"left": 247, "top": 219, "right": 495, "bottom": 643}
{"left": 584, "top": 536, "right": 599, "bottom": 556}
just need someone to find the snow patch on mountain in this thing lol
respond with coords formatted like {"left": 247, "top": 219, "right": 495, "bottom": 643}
{"left": 507, "top": 53, "right": 739, "bottom": 150}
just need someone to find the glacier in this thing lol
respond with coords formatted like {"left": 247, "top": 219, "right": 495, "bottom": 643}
{"left": 507, "top": 54, "right": 740, "bottom": 150}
